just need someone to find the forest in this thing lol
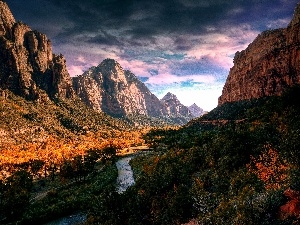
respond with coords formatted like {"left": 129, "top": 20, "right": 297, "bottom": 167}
{"left": 85, "top": 85, "right": 300, "bottom": 225}
{"left": 1, "top": 86, "right": 300, "bottom": 224}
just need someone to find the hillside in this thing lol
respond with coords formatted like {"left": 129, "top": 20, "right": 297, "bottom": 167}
{"left": 84, "top": 86, "right": 300, "bottom": 225}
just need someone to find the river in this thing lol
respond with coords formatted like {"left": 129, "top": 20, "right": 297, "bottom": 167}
{"left": 44, "top": 154, "right": 139, "bottom": 225}
{"left": 115, "top": 156, "right": 135, "bottom": 193}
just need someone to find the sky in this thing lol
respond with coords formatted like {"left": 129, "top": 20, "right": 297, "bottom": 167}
{"left": 6, "top": 0, "right": 299, "bottom": 111}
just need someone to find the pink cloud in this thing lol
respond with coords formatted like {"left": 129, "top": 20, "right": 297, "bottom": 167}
{"left": 185, "top": 25, "right": 259, "bottom": 69}
{"left": 146, "top": 73, "right": 215, "bottom": 85}
{"left": 68, "top": 65, "right": 85, "bottom": 76}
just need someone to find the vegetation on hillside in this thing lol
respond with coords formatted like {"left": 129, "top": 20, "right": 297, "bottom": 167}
{"left": 2, "top": 86, "right": 300, "bottom": 224}
{"left": 86, "top": 86, "right": 300, "bottom": 224}
{"left": 0, "top": 90, "right": 144, "bottom": 223}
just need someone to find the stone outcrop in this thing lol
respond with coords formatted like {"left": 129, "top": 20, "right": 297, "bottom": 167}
{"left": 219, "top": 3, "right": 300, "bottom": 105}
{"left": 188, "top": 103, "right": 204, "bottom": 118}
{"left": 161, "top": 92, "right": 193, "bottom": 118}
{"left": 73, "top": 59, "right": 167, "bottom": 117}
{"left": 0, "top": 1, "right": 75, "bottom": 100}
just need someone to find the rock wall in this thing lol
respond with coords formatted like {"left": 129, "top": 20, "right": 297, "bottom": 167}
{"left": 0, "top": 1, "right": 74, "bottom": 101}
{"left": 219, "top": 3, "right": 300, "bottom": 105}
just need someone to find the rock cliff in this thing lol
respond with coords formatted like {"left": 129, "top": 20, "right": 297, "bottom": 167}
{"left": 219, "top": 3, "right": 300, "bottom": 105}
{"left": 0, "top": 1, "right": 75, "bottom": 101}
{"left": 161, "top": 92, "right": 193, "bottom": 118}
{"left": 73, "top": 59, "right": 167, "bottom": 117}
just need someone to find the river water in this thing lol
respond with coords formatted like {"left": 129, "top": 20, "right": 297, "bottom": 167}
{"left": 44, "top": 213, "right": 86, "bottom": 225}
{"left": 44, "top": 155, "right": 137, "bottom": 225}
{"left": 115, "top": 156, "right": 135, "bottom": 193}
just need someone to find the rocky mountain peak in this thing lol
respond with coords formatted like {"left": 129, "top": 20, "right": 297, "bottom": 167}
{"left": 161, "top": 92, "right": 193, "bottom": 118}
{"left": 96, "top": 58, "right": 126, "bottom": 81}
{"left": 188, "top": 103, "right": 204, "bottom": 118}
{"left": 161, "top": 92, "right": 179, "bottom": 101}
{"left": 73, "top": 59, "right": 169, "bottom": 117}
{"left": 0, "top": 1, "right": 75, "bottom": 100}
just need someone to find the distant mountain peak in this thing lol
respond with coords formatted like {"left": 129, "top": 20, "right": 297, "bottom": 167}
{"left": 73, "top": 59, "right": 169, "bottom": 118}
{"left": 161, "top": 92, "right": 193, "bottom": 118}
{"left": 188, "top": 103, "right": 204, "bottom": 118}
{"left": 161, "top": 92, "right": 178, "bottom": 101}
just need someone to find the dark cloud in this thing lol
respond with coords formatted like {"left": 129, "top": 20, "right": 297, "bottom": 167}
{"left": 6, "top": 0, "right": 298, "bottom": 44}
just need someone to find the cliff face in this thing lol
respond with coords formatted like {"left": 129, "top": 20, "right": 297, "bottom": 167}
{"left": 0, "top": 1, "right": 74, "bottom": 101}
{"left": 73, "top": 59, "right": 167, "bottom": 117}
{"left": 160, "top": 92, "right": 193, "bottom": 118}
{"left": 219, "top": 3, "right": 300, "bottom": 105}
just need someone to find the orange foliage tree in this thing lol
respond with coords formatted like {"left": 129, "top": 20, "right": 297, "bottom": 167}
{"left": 0, "top": 129, "right": 145, "bottom": 181}
{"left": 248, "top": 145, "right": 289, "bottom": 190}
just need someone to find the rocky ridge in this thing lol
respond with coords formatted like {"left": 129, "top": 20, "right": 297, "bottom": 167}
{"left": 219, "top": 3, "right": 300, "bottom": 105}
{"left": 73, "top": 59, "right": 197, "bottom": 121}
{"left": 0, "top": 1, "right": 75, "bottom": 101}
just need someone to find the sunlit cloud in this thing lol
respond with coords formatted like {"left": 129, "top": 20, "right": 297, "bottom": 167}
{"left": 146, "top": 74, "right": 216, "bottom": 85}
{"left": 185, "top": 25, "right": 260, "bottom": 69}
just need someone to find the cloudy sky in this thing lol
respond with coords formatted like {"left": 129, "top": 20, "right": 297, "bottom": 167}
{"left": 6, "top": 0, "right": 299, "bottom": 111}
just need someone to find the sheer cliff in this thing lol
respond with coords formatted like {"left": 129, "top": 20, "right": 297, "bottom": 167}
{"left": 219, "top": 4, "right": 300, "bottom": 105}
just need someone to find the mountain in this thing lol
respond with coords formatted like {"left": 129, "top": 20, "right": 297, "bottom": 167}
{"left": 73, "top": 59, "right": 196, "bottom": 123}
{"left": 188, "top": 103, "right": 204, "bottom": 118}
{"left": 73, "top": 59, "right": 167, "bottom": 118}
{"left": 218, "top": 3, "right": 300, "bottom": 105}
{"left": 160, "top": 92, "right": 193, "bottom": 119}
{"left": 0, "top": 1, "right": 75, "bottom": 101}
{"left": 0, "top": 1, "right": 133, "bottom": 147}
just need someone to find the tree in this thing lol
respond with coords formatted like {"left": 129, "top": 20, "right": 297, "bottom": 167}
{"left": 1, "top": 170, "right": 33, "bottom": 219}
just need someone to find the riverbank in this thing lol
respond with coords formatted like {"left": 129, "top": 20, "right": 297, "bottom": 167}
{"left": 39, "top": 148, "right": 151, "bottom": 225}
